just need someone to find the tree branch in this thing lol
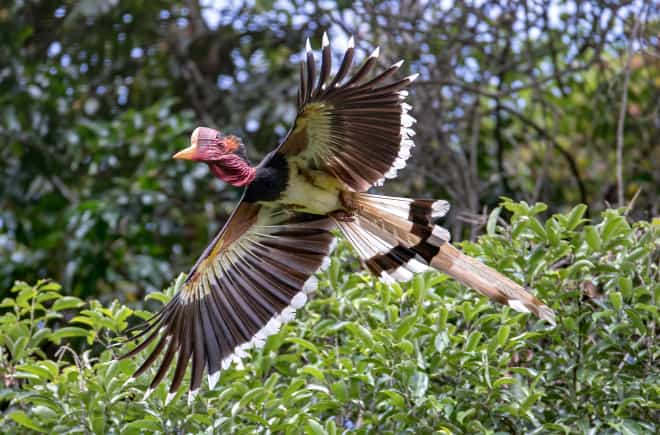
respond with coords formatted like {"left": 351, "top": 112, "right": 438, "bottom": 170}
{"left": 499, "top": 104, "right": 588, "bottom": 206}
{"left": 616, "top": 16, "right": 640, "bottom": 207}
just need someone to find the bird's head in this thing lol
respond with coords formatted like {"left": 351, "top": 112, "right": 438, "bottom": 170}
{"left": 173, "top": 126, "right": 256, "bottom": 187}
{"left": 173, "top": 127, "right": 244, "bottom": 162}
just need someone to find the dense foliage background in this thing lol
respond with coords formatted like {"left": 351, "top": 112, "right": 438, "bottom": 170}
{"left": 1, "top": 203, "right": 658, "bottom": 433}
{"left": 0, "top": 0, "right": 658, "bottom": 433}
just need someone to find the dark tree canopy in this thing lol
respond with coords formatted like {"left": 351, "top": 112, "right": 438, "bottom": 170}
{"left": 0, "top": 1, "right": 657, "bottom": 297}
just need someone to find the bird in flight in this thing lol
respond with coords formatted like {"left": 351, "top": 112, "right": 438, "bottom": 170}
{"left": 120, "top": 34, "right": 555, "bottom": 404}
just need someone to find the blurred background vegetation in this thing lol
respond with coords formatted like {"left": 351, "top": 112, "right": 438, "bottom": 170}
{"left": 0, "top": 0, "right": 658, "bottom": 301}
{"left": 0, "top": 1, "right": 658, "bottom": 433}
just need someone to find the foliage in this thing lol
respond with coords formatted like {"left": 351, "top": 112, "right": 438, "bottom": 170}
{"left": 1, "top": 203, "right": 657, "bottom": 433}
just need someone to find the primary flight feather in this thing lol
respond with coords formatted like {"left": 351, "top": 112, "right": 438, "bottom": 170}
{"left": 121, "top": 34, "right": 555, "bottom": 404}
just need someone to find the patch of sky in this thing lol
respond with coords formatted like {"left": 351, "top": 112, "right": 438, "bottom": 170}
{"left": 130, "top": 47, "right": 143, "bottom": 59}
{"left": 246, "top": 119, "right": 259, "bottom": 132}
{"left": 438, "top": 0, "right": 453, "bottom": 11}
{"left": 464, "top": 57, "right": 479, "bottom": 74}
{"left": 61, "top": 54, "right": 71, "bottom": 67}
{"left": 250, "top": 50, "right": 268, "bottom": 74}
{"left": 48, "top": 42, "right": 62, "bottom": 57}
{"left": 274, "top": 124, "right": 287, "bottom": 137}
{"left": 236, "top": 70, "right": 248, "bottom": 83}
{"left": 217, "top": 74, "right": 234, "bottom": 90}
{"left": 118, "top": 85, "right": 128, "bottom": 105}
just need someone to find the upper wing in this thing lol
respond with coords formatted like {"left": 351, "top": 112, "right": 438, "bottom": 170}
{"left": 120, "top": 199, "right": 335, "bottom": 402}
{"left": 277, "top": 34, "right": 418, "bottom": 192}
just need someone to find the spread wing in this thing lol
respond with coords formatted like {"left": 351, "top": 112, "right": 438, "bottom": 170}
{"left": 277, "top": 33, "right": 418, "bottom": 191}
{"left": 120, "top": 199, "right": 335, "bottom": 402}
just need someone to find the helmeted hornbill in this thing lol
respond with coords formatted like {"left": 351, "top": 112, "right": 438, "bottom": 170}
{"left": 121, "top": 34, "right": 555, "bottom": 403}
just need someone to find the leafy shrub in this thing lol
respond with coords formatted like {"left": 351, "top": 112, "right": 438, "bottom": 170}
{"left": 1, "top": 202, "right": 657, "bottom": 434}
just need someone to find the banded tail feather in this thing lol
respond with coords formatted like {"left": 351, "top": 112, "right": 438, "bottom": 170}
{"left": 336, "top": 193, "right": 556, "bottom": 325}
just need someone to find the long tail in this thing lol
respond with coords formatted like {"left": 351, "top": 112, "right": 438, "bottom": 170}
{"left": 336, "top": 193, "right": 556, "bottom": 325}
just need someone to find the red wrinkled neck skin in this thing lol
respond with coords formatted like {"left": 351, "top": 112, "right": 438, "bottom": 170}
{"left": 208, "top": 154, "right": 256, "bottom": 187}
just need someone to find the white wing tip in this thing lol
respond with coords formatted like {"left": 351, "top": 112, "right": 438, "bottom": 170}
{"left": 328, "top": 237, "right": 338, "bottom": 254}
{"left": 322, "top": 32, "right": 329, "bottom": 48}
{"left": 305, "top": 38, "right": 312, "bottom": 53}
{"left": 347, "top": 36, "right": 355, "bottom": 48}
{"left": 208, "top": 371, "right": 220, "bottom": 390}
{"left": 187, "top": 389, "right": 198, "bottom": 406}
{"left": 408, "top": 73, "right": 420, "bottom": 82}
{"left": 165, "top": 391, "right": 177, "bottom": 405}
{"left": 302, "top": 275, "right": 318, "bottom": 294}
{"left": 143, "top": 388, "right": 154, "bottom": 401}
{"left": 508, "top": 299, "right": 531, "bottom": 313}
{"left": 431, "top": 200, "right": 451, "bottom": 218}
{"left": 393, "top": 59, "right": 404, "bottom": 68}
{"left": 290, "top": 291, "right": 307, "bottom": 309}
{"left": 370, "top": 46, "right": 380, "bottom": 58}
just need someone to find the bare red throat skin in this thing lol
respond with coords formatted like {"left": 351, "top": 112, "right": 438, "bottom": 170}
{"left": 209, "top": 155, "right": 256, "bottom": 187}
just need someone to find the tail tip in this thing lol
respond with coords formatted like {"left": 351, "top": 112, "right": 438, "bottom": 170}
{"left": 508, "top": 299, "right": 556, "bottom": 326}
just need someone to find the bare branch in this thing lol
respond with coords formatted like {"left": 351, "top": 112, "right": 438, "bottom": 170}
{"left": 616, "top": 16, "right": 641, "bottom": 207}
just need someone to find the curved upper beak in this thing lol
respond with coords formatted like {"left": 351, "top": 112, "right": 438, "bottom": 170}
{"left": 173, "top": 144, "right": 198, "bottom": 160}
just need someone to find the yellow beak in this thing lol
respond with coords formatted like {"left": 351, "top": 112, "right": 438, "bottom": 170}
{"left": 173, "top": 144, "right": 198, "bottom": 160}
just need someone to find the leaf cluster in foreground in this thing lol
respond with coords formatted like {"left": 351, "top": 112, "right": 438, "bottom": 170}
{"left": 1, "top": 202, "right": 658, "bottom": 434}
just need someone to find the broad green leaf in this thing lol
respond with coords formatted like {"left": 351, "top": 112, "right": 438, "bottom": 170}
{"left": 487, "top": 206, "right": 502, "bottom": 236}
{"left": 8, "top": 411, "right": 46, "bottom": 433}
{"left": 52, "top": 296, "right": 84, "bottom": 311}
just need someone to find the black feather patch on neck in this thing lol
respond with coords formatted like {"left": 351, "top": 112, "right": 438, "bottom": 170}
{"left": 244, "top": 153, "right": 289, "bottom": 202}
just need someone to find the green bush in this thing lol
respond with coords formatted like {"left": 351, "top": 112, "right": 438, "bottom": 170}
{"left": 1, "top": 202, "right": 657, "bottom": 434}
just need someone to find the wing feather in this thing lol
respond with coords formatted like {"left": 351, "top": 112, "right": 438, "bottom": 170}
{"left": 278, "top": 34, "right": 418, "bottom": 191}
{"left": 120, "top": 200, "right": 335, "bottom": 402}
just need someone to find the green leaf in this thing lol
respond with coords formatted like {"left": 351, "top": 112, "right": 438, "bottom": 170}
{"left": 496, "top": 325, "right": 511, "bottom": 347}
{"left": 305, "top": 419, "right": 328, "bottom": 435}
{"left": 381, "top": 389, "right": 406, "bottom": 408}
{"left": 487, "top": 206, "right": 502, "bottom": 236}
{"left": 8, "top": 411, "right": 46, "bottom": 433}
{"left": 300, "top": 366, "right": 325, "bottom": 381}
{"left": 465, "top": 331, "right": 483, "bottom": 352}
{"left": 409, "top": 371, "right": 428, "bottom": 399}
{"left": 584, "top": 226, "right": 601, "bottom": 250}
{"left": 394, "top": 313, "right": 418, "bottom": 339}
{"left": 48, "top": 327, "right": 92, "bottom": 344}
{"left": 434, "top": 331, "right": 450, "bottom": 353}
{"left": 527, "top": 217, "right": 547, "bottom": 240}
{"left": 609, "top": 291, "right": 623, "bottom": 311}
{"left": 286, "top": 337, "right": 320, "bottom": 355}
{"left": 52, "top": 296, "right": 84, "bottom": 311}
{"left": 331, "top": 381, "right": 348, "bottom": 402}
{"left": 566, "top": 204, "right": 588, "bottom": 230}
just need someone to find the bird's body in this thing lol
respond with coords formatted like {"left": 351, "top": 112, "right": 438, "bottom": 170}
{"left": 121, "top": 34, "right": 555, "bottom": 403}
{"left": 254, "top": 157, "right": 344, "bottom": 215}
